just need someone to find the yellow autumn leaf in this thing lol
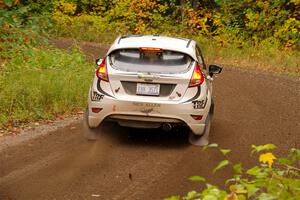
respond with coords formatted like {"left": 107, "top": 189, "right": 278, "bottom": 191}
{"left": 224, "top": 192, "right": 238, "bottom": 200}
{"left": 259, "top": 152, "right": 276, "bottom": 168}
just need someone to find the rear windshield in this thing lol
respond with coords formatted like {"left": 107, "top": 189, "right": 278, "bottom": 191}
{"left": 109, "top": 49, "right": 192, "bottom": 74}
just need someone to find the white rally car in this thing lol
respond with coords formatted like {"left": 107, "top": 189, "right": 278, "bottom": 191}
{"left": 83, "top": 35, "right": 222, "bottom": 146}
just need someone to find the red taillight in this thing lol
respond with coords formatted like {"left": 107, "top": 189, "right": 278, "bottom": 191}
{"left": 92, "top": 107, "right": 103, "bottom": 113}
{"left": 191, "top": 115, "right": 203, "bottom": 120}
{"left": 189, "top": 64, "right": 204, "bottom": 87}
{"left": 96, "top": 58, "right": 109, "bottom": 82}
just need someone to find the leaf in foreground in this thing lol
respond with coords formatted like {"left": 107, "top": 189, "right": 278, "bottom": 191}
{"left": 245, "top": 184, "right": 259, "bottom": 198}
{"left": 278, "top": 157, "right": 292, "bottom": 165}
{"left": 259, "top": 152, "right": 276, "bottom": 168}
{"left": 188, "top": 175, "right": 206, "bottom": 182}
{"left": 164, "top": 195, "right": 180, "bottom": 200}
{"left": 233, "top": 163, "right": 243, "bottom": 174}
{"left": 185, "top": 190, "right": 198, "bottom": 199}
{"left": 213, "top": 160, "right": 229, "bottom": 173}
{"left": 220, "top": 149, "right": 231, "bottom": 155}
{"left": 246, "top": 166, "right": 261, "bottom": 176}
{"left": 203, "top": 143, "right": 218, "bottom": 150}
{"left": 251, "top": 144, "right": 277, "bottom": 154}
{"left": 258, "top": 193, "right": 277, "bottom": 200}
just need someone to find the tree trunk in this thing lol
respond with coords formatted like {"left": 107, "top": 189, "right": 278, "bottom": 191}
{"left": 192, "top": 0, "right": 199, "bottom": 10}
{"left": 180, "top": 0, "right": 185, "bottom": 26}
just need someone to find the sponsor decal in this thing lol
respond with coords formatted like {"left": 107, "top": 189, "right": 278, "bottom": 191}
{"left": 141, "top": 108, "right": 153, "bottom": 114}
{"left": 112, "top": 105, "right": 116, "bottom": 112}
{"left": 133, "top": 102, "right": 160, "bottom": 107}
{"left": 91, "top": 91, "right": 104, "bottom": 101}
{"left": 176, "top": 91, "right": 182, "bottom": 97}
{"left": 115, "top": 87, "right": 120, "bottom": 93}
{"left": 192, "top": 98, "right": 207, "bottom": 109}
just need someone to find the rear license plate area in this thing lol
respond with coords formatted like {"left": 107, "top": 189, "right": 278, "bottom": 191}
{"left": 136, "top": 83, "right": 160, "bottom": 96}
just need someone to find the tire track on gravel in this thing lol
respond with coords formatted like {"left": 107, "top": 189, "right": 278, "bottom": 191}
{"left": 0, "top": 152, "right": 61, "bottom": 185}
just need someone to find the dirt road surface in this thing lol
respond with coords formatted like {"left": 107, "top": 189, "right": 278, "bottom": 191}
{"left": 0, "top": 39, "right": 299, "bottom": 200}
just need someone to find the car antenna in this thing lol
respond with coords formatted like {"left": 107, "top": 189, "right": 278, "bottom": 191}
{"left": 186, "top": 39, "right": 192, "bottom": 48}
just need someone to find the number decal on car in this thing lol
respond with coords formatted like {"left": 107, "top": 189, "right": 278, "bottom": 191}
{"left": 192, "top": 99, "right": 206, "bottom": 109}
{"left": 91, "top": 91, "right": 104, "bottom": 101}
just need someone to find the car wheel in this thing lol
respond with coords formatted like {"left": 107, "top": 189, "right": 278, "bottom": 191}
{"left": 83, "top": 108, "right": 97, "bottom": 140}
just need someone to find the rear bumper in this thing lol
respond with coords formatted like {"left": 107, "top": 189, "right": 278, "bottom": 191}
{"left": 87, "top": 92, "right": 211, "bottom": 135}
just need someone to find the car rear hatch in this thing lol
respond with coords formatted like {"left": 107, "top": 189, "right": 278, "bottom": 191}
{"left": 107, "top": 48, "right": 194, "bottom": 101}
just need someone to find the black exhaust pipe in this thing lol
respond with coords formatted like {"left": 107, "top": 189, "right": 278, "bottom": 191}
{"left": 162, "top": 123, "right": 173, "bottom": 132}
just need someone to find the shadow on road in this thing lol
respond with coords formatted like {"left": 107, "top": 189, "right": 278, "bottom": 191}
{"left": 91, "top": 121, "right": 190, "bottom": 149}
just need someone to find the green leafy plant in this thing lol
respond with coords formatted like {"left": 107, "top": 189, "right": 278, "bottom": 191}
{"left": 165, "top": 144, "right": 300, "bottom": 200}
{"left": 0, "top": 46, "right": 92, "bottom": 127}
{"left": 0, "top": 6, "right": 92, "bottom": 130}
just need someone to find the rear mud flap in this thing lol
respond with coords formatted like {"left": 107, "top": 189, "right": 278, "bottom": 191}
{"left": 189, "top": 113, "right": 211, "bottom": 146}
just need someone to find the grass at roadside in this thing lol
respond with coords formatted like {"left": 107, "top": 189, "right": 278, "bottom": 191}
{"left": 0, "top": 45, "right": 93, "bottom": 129}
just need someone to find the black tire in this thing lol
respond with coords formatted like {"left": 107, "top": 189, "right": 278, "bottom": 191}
{"left": 210, "top": 98, "right": 215, "bottom": 116}
{"left": 83, "top": 108, "right": 97, "bottom": 140}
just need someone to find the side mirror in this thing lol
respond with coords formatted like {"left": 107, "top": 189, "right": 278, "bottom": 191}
{"left": 95, "top": 58, "right": 103, "bottom": 66}
{"left": 209, "top": 64, "right": 222, "bottom": 77}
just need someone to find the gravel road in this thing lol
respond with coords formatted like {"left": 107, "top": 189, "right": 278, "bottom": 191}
{"left": 0, "top": 38, "right": 299, "bottom": 200}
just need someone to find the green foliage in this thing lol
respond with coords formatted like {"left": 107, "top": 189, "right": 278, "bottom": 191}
{"left": 42, "top": 0, "right": 300, "bottom": 76}
{"left": 12, "top": 0, "right": 299, "bottom": 50}
{"left": 50, "top": 0, "right": 171, "bottom": 35}
{"left": 0, "top": 46, "right": 92, "bottom": 126}
{"left": 50, "top": 13, "right": 117, "bottom": 43}
{"left": 165, "top": 144, "right": 300, "bottom": 200}
{"left": 213, "top": 0, "right": 300, "bottom": 48}
{"left": 0, "top": 5, "right": 53, "bottom": 65}
{"left": 0, "top": 5, "right": 91, "bottom": 128}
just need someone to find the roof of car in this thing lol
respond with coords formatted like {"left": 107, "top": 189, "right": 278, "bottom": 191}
{"left": 106, "top": 35, "right": 198, "bottom": 61}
